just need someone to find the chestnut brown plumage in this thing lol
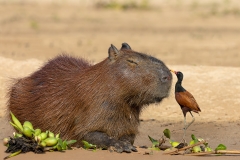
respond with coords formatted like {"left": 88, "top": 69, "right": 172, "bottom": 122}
{"left": 7, "top": 43, "right": 172, "bottom": 153}
{"left": 170, "top": 70, "right": 201, "bottom": 139}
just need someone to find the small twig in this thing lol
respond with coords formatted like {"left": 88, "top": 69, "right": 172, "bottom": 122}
{"left": 179, "top": 140, "right": 206, "bottom": 151}
{"left": 163, "top": 140, "right": 206, "bottom": 155}
{"left": 217, "top": 150, "right": 240, "bottom": 154}
{"left": 183, "top": 150, "right": 240, "bottom": 156}
{"left": 184, "top": 151, "right": 215, "bottom": 156}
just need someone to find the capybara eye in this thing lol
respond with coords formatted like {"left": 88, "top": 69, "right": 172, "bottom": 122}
{"left": 127, "top": 59, "right": 138, "bottom": 65}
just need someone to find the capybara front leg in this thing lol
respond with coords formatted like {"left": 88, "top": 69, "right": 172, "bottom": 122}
{"left": 119, "top": 134, "right": 136, "bottom": 145}
{"left": 82, "top": 131, "right": 137, "bottom": 153}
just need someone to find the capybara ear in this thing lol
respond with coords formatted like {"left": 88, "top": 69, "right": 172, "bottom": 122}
{"left": 108, "top": 44, "right": 120, "bottom": 61}
{"left": 121, "top": 43, "right": 131, "bottom": 50}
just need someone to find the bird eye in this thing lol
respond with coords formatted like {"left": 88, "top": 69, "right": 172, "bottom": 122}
{"left": 127, "top": 59, "right": 138, "bottom": 65}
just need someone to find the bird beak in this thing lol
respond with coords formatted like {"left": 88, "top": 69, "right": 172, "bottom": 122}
{"left": 170, "top": 69, "right": 177, "bottom": 74}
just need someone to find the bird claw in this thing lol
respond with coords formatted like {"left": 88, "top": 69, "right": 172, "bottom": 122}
{"left": 180, "top": 138, "right": 187, "bottom": 144}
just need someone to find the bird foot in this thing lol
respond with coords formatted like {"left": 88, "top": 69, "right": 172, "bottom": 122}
{"left": 180, "top": 138, "right": 186, "bottom": 144}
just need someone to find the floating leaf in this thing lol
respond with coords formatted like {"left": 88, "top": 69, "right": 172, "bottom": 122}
{"left": 163, "top": 129, "right": 171, "bottom": 139}
{"left": 215, "top": 144, "right": 227, "bottom": 151}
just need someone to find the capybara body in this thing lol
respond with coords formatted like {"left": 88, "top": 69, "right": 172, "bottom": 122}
{"left": 8, "top": 43, "right": 172, "bottom": 152}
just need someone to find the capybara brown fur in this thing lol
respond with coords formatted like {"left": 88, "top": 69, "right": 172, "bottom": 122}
{"left": 8, "top": 43, "right": 172, "bottom": 153}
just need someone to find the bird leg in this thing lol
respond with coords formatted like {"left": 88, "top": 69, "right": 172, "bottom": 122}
{"left": 181, "top": 116, "right": 187, "bottom": 143}
{"left": 186, "top": 112, "right": 195, "bottom": 130}
{"left": 182, "top": 112, "right": 195, "bottom": 142}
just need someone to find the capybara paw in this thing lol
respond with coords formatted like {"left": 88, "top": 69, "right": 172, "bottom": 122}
{"left": 113, "top": 141, "right": 138, "bottom": 153}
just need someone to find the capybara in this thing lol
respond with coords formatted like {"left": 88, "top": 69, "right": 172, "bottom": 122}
{"left": 8, "top": 43, "right": 172, "bottom": 153}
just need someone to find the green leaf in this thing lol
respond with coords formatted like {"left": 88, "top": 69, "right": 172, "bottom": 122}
{"left": 191, "top": 134, "right": 197, "bottom": 141}
{"left": 52, "top": 144, "right": 58, "bottom": 149}
{"left": 148, "top": 135, "right": 159, "bottom": 147}
{"left": 10, "top": 112, "right": 23, "bottom": 132}
{"left": 10, "top": 122, "right": 22, "bottom": 133}
{"left": 55, "top": 133, "right": 60, "bottom": 139}
{"left": 57, "top": 144, "right": 62, "bottom": 151}
{"left": 58, "top": 139, "right": 63, "bottom": 147}
{"left": 66, "top": 140, "right": 77, "bottom": 146}
{"left": 191, "top": 134, "right": 198, "bottom": 143}
{"left": 163, "top": 129, "right": 171, "bottom": 139}
{"left": 62, "top": 141, "right": 67, "bottom": 150}
{"left": 23, "top": 121, "right": 34, "bottom": 130}
{"left": 82, "top": 140, "right": 97, "bottom": 150}
{"left": 192, "top": 146, "right": 201, "bottom": 153}
{"left": 215, "top": 144, "right": 227, "bottom": 151}
{"left": 170, "top": 141, "right": 180, "bottom": 147}
{"left": 205, "top": 147, "right": 212, "bottom": 152}
{"left": 4, "top": 150, "right": 21, "bottom": 159}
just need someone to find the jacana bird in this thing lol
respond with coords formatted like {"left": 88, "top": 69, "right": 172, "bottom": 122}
{"left": 170, "top": 70, "right": 201, "bottom": 140}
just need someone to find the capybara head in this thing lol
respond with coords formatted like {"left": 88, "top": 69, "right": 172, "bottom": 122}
{"left": 104, "top": 43, "right": 172, "bottom": 106}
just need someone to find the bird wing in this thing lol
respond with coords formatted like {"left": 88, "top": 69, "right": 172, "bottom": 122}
{"left": 175, "top": 91, "right": 201, "bottom": 112}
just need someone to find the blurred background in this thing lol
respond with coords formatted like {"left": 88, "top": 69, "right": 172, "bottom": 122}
{"left": 0, "top": 0, "right": 240, "bottom": 66}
